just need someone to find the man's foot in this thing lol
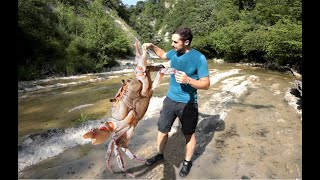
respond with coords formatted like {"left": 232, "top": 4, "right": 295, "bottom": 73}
{"left": 145, "top": 154, "right": 164, "bottom": 166}
{"left": 179, "top": 160, "right": 192, "bottom": 177}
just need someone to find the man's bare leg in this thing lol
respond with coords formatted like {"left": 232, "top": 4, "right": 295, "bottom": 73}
{"left": 145, "top": 131, "right": 167, "bottom": 166}
{"left": 157, "top": 131, "right": 168, "bottom": 154}
{"left": 179, "top": 133, "right": 196, "bottom": 177}
{"left": 184, "top": 133, "right": 196, "bottom": 161}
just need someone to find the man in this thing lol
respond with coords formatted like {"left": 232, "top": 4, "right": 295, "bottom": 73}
{"left": 142, "top": 27, "right": 210, "bottom": 177}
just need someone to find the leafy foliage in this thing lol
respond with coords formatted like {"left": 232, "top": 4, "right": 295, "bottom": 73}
{"left": 18, "top": 0, "right": 132, "bottom": 81}
{"left": 128, "top": 0, "right": 301, "bottom": 73}
{"left": 18, "top": 0, "right": 302, "bottom": 81}
{"left": 264, "top": 18, "right": 302, "bottom": 66}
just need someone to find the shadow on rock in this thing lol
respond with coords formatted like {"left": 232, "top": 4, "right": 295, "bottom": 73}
{"left": 124, "top": 113, "right": 225, "bottom": 179}
{"left": 192, "top": 113, "right": 225, "bottom": 162}
{"left": 129, "top": 160, "right": 177, "bottom": 179}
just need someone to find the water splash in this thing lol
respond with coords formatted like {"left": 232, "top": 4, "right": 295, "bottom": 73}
{"left": 209, "top": 69, "right": 241, "bottom": 85}
{"left": 200, "top": 74, "right": 260, "bottom": 121}
{"left": 18, "top": 119, "right": 106, "bottom": 173}
{"left": 18, "top": 96, "right": 166, "bottom": 173}
{"left": 18, "top": 68, "right": 134, "bottom": 94}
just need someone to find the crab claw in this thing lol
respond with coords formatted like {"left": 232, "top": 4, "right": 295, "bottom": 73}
{"left": 82, "top": 128, "right": 112, "bottom": 145}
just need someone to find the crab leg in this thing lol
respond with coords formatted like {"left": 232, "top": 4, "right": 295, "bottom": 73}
{"left": 112, "top": 140, "right": 135, "bottom": 178}
{"left": 104, "top": 117, "right": 131, "bottom": 173}
{"left": 113, "top": 140, "right": 125, "bottom": 172}
{"left": 135, "top": 40, "right": 147, "bottom": 70}
{"left": 152, "top": 71, "right": 165, "bottom": 90}
{"left": 121, "top": 147, "right": 145, "bottom": 162}
{"left": 134, "top": 40, "right": 149, "bottom": 96}
{"left": 120, "top": 127, "right": 145, "bottom": 162}
{"left": 105, "top": 126, "right": 130, "bottom": 173}
{"left": 113, "top": 126, "right": 131, "bottom": 141}
{"left": 134, "top": 40, "right": 142, "bottom": 65}
{"left": 112, "top": 126, "right": 136, "bottom": 177}
{"left": 152, "top": 67, "right": 176, "bottom": 90}
{"left": 105, "top": 140, "right": 114, "bottom": 173}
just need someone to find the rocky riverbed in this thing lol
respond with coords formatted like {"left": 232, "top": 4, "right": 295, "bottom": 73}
{"left": 18, "top": 61, "right": 302, "bottom": 179}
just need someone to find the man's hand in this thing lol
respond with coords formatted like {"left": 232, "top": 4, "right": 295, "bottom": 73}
{"left": 175, "top": 70, "right": 190, "bottom": 84}
{"left": 142, "top": 42, "right": 167, "bottom": 60}
{"left": 142, "top": 43, "right": 153, "bottom": 50}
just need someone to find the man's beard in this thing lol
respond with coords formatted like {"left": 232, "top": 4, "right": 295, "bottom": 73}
{"left": 173, "top": 47, "right": 186, "bottom": 54}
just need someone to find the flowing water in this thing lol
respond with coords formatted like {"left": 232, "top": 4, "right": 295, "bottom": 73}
{"left": 18, "top": 59, "right": 302, "bottom": 179}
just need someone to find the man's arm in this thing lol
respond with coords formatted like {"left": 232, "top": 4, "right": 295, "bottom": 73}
{"left": 143, "top": 43, "right": 167, "bottom": 60}
{"left": 188, "top": 76, "right": 210, "bottom": 90}
{"left": 175, "top": 71, "right": 210, "bottom": 90}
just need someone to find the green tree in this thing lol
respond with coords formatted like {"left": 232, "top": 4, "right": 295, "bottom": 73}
{"left": 18, "top": 0, "right": 133, "bottom": 80}
{"left": 265, "top": 18, "right": 302, "bottom": 66}
{"left": 18, "top": 0, "right": 68, "bottom": 80}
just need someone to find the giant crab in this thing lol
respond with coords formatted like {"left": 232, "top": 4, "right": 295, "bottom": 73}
{"left": 82, "top": 40, "right": 175, "bottom": 177}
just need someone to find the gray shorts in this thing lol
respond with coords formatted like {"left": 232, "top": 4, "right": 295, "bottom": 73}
{"left": 157, "top": 97, "right": 198, "bottom": 135}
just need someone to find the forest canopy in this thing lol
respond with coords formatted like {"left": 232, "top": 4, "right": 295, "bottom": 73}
{"left": 18, "top": 0, "right": 302, "bottom": 81}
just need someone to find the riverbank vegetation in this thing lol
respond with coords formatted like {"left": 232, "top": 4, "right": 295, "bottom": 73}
{"left": 18, "top": 0, "right": 302, "bottom": 81}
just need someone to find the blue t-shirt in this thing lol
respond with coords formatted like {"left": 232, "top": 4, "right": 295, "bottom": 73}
{"left": 166, "top": 48, "right": 209, "bottom": 103}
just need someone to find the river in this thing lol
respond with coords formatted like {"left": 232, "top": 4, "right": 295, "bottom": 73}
{"left": 18, "top": 59, "right": 302, "bottom": 179}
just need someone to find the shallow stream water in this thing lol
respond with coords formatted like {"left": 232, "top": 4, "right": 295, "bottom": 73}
{"left": 18, "top": 60, "right": 302, "bottom": 179}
